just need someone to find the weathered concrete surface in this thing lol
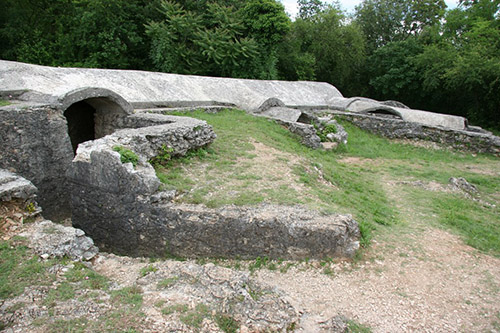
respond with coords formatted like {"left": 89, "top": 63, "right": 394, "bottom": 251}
{"left": 0, "top": 60, "right": 342, "bottom": 112}
{"left": 331, "top": 111, "right": 500, "bottom": 155}
{"left": 329, "top": 97, "right": 467, "bottom": 130}
{"left": 260, "top": 106, "right": 302, "bottom": 122}
{"left": 0, "top": 60, "right": 473, "bottom": 131}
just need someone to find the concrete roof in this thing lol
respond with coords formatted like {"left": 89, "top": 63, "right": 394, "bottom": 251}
{"left": 0, "top": 60, "right": 342, "bottom": 111}
{"left": 0, "top": 60, "right": 467, "bottom": 130}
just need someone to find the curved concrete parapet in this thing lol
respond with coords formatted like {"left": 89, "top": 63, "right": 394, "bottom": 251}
{"left": 393, "top": 107, "right": 466, "bottom": 130}
{"left": 0, "top": 60, "right": 471, "bottom": 131}
{"left": 0, "top": 60, "right": 343, "bottom": 111}
{"left": 332, "top": 97, "right": 467, "bottom": 131}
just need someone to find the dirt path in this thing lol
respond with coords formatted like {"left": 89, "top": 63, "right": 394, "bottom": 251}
{"left": 256, "top": 228, "right": 500, "bottom": 332}
{"left": 88, "top": 206, "right": 500, "bottom": 332}
{"left": 255, "top": 179, "right": 500, "bottom": 332}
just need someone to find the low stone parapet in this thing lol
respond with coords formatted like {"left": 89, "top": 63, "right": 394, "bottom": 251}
{"left": 331, "top": 111, "right": 500, "bottom": 155}
{"left": 67, "top": 114, "right": 360, "bottom": 259}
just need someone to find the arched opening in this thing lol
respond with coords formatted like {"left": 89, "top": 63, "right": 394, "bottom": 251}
{"left": 59, "top": 88, "right": 133, "bottom": 155}
{"left": 366, "top": 109, "right": 403, "bottom": 119}
{"left": 297, "top": 112, "right": 315, "bottom": 124}
{"left": 64, "top": 101, "right": 96, "bottom": 154}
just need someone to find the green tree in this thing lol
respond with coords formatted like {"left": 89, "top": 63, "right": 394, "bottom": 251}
{"left": 146, "top": 0, "right": 289, "bottom": 79}
{"left": 240, "top": 0, "right": 291, "bottom": 78}
{"left": 60, "top": 0, "right": 149, "bottom": 69}
{"left": 297, "top": 0, "right": 326, "bottom": 20}
{"left": 277, "top": 5, "right": 366, "bottom": 96}
{"left": 0, "top": 0, "right": 155, "bottom": 69}
{"left": 366, "top": 38, "right": 424, "bottom": 104}
{"left": 355, "top": 0, "right": 446, "bottom": 52}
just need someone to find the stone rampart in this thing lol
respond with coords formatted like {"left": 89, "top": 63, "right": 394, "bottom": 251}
{"left": 331, "top": 111, "right": 500, "bottom": 155}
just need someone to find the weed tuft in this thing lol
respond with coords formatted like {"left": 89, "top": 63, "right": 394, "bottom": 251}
{"left": 139, "top": 265, "right": 158, "bottom": 277}
{"left": 111, "top": 285, "right": 143, "bottom": 310}
{"left": 113, "top": 146, "right": 139, "bottom": 167}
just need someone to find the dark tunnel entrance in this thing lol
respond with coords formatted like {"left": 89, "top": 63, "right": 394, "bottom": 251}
{"left": 64, "top": 101, "right": 96, "bottom": 154}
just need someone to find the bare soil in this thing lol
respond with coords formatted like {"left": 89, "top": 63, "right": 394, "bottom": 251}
{"left": 256, "top": 183, "right": 500, "bottom": 331}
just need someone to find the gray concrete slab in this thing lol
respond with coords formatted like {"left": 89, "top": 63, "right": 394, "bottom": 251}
{"left": 0, "top": 60, "right": 342, "bottom": 111}
{"left": 0, "top": 60, "right": 469, "bottom": 130}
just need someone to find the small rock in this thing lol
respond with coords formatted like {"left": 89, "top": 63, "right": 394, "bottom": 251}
{"left": 319, "top": 315, "right": 349, "bottom": 332}
{"left": 449, "top": 177, "right": 478, "bottom": 194}
{"left": 20, "top": 220, "right": 99, "bottom": 261}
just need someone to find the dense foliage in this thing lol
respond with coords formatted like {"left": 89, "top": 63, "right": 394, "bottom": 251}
{"left": 0, "top": 0, "right": 498, "bottom": 129}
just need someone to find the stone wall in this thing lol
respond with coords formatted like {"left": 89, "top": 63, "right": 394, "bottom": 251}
{"left": 331, "top": 111, "right": 500, "bottom": 155}
{"left": 0, "top": 104, "right": 74, "bottom": 219}
{"left": 67, "top": 114, "right": 360, "bottom": 259}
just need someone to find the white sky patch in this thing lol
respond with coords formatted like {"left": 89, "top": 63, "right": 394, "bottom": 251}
{"left": 280, "top": 0, "right": 459, "bottom": 18}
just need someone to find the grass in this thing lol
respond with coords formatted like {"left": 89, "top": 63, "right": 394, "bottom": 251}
{"left": 43, "top": 282, "right": 75, "bottom": 307}
{"left": 0, "top": 236, "right": 145, "bottom": 332}
{"left": 407, "top": 188, "right": 500, "bottom": 255}
{"left": 153, "top": 109, "right": 499, "bottom": 255}
{"left": 214, "top": 314, "right": 239, "bottom": 333}
{"left": 0, "top": 99, "right": 11, "bottom": 107}
{"left": 156, "top": 110, "right": 399, "bottom": 246}
{"left": 179, "top": 303, "right": 210, "bottom": 328}
{"left": 65, "top": 262, "right": 109, "bottom": 290}
{"left": 161, "top": 303, "right": 189, "bottom": 315}
{"left": 347, "top": 319, "right": 372, "bottom": 332}
{"left": 167, "top": 302, "right": 240, "bottom": 332}
{"left": 0, "top": 239, "right": 56, "bottom": 299}
{"left": 111, "top": 285, "right": 143, "bottom": 310}
{"left": 47, "top": 318, "right": 88, "bottom": 333}
{"left": 139, "top": 264, "right": 158, "bottom": 277}
{"left": 157, "top": 276, "right": 179, "bottom": 289}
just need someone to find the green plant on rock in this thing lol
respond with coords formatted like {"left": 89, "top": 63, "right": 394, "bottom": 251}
{"left": 113, "top": 146, "right": 139, "bottom": 167}
{"left": 25, "top": 202, "right": 36, "bottom": 214}
{"left": 149, "top": 144, "right": 174, "bottom": 167}
{"left": 313, "top": 122, "right": 338, "bottom": 142}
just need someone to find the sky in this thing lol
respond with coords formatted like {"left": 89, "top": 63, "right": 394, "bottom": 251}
{"left": 280, "top": 0, "right": 459, "bottom": 18}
